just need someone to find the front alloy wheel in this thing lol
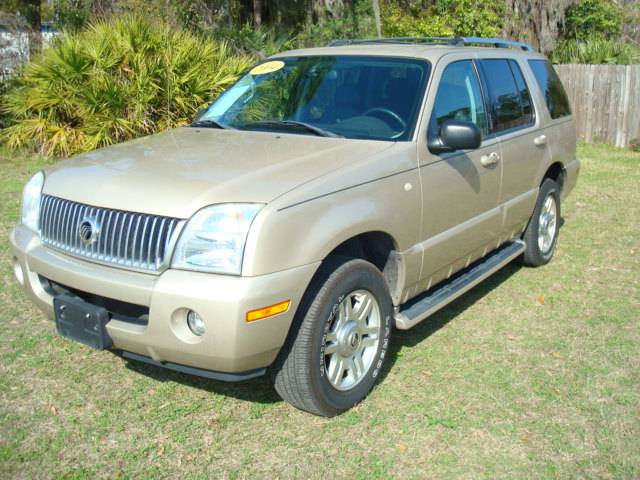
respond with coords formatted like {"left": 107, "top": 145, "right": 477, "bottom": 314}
{"left": 272, "top": 257, "right": 392, "bottom": 417}
{"left": 324, "top": 289, "right": 382, "bottom": 391}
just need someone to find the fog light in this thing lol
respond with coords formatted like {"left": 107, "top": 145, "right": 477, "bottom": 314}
{"left": 187, "top": 310, "right": 205, "bottom": 336}
{"left": 13, "top": 258, "right": 24, "bottom": 286}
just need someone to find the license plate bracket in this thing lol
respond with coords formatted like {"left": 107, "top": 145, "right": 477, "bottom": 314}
{"left": 54, "top": 294, "right": 112, "bottom": 350}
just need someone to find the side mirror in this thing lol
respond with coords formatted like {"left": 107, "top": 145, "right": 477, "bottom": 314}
{"left": 428, "top": 119, "right": 482, "bottom": 154}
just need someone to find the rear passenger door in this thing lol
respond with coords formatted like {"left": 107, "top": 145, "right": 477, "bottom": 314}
{"left": 477, "top": 58, "right": 550, "bottom": 238}
{"left": 527, "top": 59, "right": 575, "bottom": 180}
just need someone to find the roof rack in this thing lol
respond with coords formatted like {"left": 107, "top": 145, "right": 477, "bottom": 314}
{"left": 327, "top": 36, "right": 534, "bottom": 52}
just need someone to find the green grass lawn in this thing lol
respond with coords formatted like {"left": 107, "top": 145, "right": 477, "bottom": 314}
{"left": 0, "top": 143, "right": 638, "bottom": 479}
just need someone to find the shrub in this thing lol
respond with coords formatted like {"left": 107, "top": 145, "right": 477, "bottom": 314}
{"left": 295, "top": 1, "right": 376, "bottom": 48}
{"left": 564, "top": 0, "right": 623, "bottom": 41}
{"left": 217, "top": 23, "right": 296, "bottom": 58}
{"left": 381, "top": 3, "right": 454, "bottom": 37}
{"left": 551, "top": 38, "right": 640, "bottom": 64}
{"left": 381, "top": 0, "right": 504, "bottom": 38}
{"left": 1, "top": 15, "right": 254, "bottom": 156}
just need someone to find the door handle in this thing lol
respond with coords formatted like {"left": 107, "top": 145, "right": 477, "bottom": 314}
{"left": 534, "top": 134, "right": 547, "bottom": 147}
{"left": 480, "top": 151, "right": 500, "bottom": 168}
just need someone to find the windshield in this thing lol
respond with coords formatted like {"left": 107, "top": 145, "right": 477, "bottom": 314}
{"left": 198, "top": 56, "right": 430, "bottom": 141}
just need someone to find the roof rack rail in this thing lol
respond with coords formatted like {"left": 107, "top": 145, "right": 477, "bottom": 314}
{"left": 327, "top": 36, "right": 534, "bottom": 52}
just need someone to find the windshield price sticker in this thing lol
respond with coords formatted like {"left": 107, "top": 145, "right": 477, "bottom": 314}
{"left": 250, "top": 61, "right": 285, "bottom": 75}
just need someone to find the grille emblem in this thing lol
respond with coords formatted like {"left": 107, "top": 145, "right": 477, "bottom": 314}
{"left": 78, "top": 217, "right": 100, "bottom": 246}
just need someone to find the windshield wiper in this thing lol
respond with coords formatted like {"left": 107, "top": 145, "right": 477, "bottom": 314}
{"left": 243, "top": 120, "right": 341, "bottom": 138}
{"left": 281, "top": 120, "right": 342, "bottom": 138}
{"left": 190, "top": 119, "right": 233, "bottom": 130}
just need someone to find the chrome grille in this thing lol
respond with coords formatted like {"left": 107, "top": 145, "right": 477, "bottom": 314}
{"left": 39, "top": 195, "right": 183, "bottom": 273}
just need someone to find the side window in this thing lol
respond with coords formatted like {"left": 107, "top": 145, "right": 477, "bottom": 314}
{"left": 478, "top": 59, "right": 532, "bottom": 133}
{"left": 528, "top": 59, "right": 571, "bottom": 119}
{"left": 509, "top": 60, "right": 534, "bottom": 125}
{"left": 431, "top": 60, "right": 488, "bottom": 136}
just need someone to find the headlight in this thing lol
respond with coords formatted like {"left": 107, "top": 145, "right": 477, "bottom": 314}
{"left": 172, "top": 204, "right": 262, "bottom": 275}
{"left": 21, "top": 171, "right": 44, "bottom": 232}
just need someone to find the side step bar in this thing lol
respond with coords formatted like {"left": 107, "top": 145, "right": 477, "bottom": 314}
{"left": 394, "top": 240, "right": 525, "bottom": 330}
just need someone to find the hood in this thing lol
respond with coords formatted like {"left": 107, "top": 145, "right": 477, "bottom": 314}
{"left": 43, "top": 127, "right": 394, "bottom": 218}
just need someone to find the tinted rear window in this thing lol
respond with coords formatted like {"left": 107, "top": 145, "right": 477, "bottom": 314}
{"left": 478, "top": 59, "right": 534, "bottom": 133}
{"left": 528, "top": 60, "right": 571, "bottom": 119}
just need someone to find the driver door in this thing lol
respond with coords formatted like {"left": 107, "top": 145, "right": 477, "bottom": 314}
{"left": 415, "top": 57, "right": 502, "bottom": 291}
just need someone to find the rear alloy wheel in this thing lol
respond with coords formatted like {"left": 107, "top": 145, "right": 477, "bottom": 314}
{"left": 271, "top": 257, "right": 392, "bottom": 417}
{"left": 537, "top": 194, "right": 558, "bottom": 255}
{"left": 523, "top": 178, "right": 561, "bottom": 267}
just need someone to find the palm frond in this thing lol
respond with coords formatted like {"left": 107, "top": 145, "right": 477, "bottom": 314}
{"left": 2, "top": 14, "right": 254, "bottom": 156}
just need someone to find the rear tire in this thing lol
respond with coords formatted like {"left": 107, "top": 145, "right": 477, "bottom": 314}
{"left": 271, "top": 257, "right": 393, "bottom": 417}
{"left": 522, "top": 178, "right": 561, "bottom": 267}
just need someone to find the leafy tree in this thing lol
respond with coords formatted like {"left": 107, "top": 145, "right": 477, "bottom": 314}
{"left": 382, "top": 2, "right": 454, "bottom": 37}
{"left": 564, "top": 0, "right": 623, "bottom": 40}
{"left": 437, "top": 0, "right": 505, "bottom": 37}
{"left": 381, "top": 0, "right": 505, "bottom": 38}
{"left": 55, "top": 0, "right": 92, "bottom": 31}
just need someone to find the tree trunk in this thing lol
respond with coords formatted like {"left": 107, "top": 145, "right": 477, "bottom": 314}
{"left": 311, "top": 0, "right": 325, "bottom": 24}
{"left": 372, "top": 0, "right": 381, "bottom": 37}
{"left": 25, "top": 0, "right": 41, "bottom": 57}
{"left": 253, "top": 0, "right": 263, "bottom": 26}
{"left": 502, "top": 0, "right": 578, "bottom": 55}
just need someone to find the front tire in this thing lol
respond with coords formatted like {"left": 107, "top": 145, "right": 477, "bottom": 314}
{"left": 271, "top": 257, "right": 393, "bottom": 417}
{"left": 522, "top": 178, "right": 561, "bottom": 267}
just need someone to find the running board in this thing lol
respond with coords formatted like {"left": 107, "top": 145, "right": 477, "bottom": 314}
{"left": 394, "top": 240, "right": 525, "bottom": 330}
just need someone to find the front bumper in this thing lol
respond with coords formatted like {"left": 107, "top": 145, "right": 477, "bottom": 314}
{"left": 10, "top": 224, "right": 319, "bottom": 376}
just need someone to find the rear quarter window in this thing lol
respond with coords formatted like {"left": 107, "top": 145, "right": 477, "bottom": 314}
{"left": 528, "top": 60, "right": 571, "bottom": 119}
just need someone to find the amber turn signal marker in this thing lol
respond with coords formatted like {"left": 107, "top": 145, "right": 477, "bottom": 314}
{"left": 246, "top": 300, "right": 291, "bottom": 322}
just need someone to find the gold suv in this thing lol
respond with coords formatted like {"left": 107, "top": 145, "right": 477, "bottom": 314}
{"left": 11, "top": 37, "right": 580, "bottom": 416}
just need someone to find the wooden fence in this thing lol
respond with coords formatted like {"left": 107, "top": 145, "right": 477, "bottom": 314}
{"left": 555, "top": 64, "right": 640, "bottom": 148}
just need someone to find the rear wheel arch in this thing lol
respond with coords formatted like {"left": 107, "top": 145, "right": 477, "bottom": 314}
{"left": 542, "top": 162, "right": 566, "bottom": 193}
{"left": 522, "top": 177, "right": 561, "bottom": 266}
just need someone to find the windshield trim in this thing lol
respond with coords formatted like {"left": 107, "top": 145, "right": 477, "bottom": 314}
{"left": 201, "top": 55, "right": 432, "bottom": 143}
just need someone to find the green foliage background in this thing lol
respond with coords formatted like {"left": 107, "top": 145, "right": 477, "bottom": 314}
{"left": 564, "top": 0, "right": 624, "bottom": 40}
{"left": 552, "top": 38, "right": 640, "bottom": 64}
{"left": 0, "top": 15, "right": 253, "bottom": 156}
{"left": 1, "top": 0, "right": 638, "bottom": 156}
{"left": 382, "top": 0, "right": 504, "bottom": 38}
